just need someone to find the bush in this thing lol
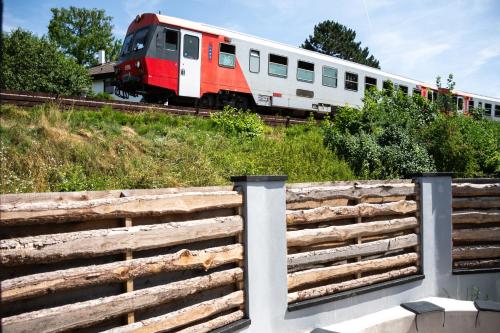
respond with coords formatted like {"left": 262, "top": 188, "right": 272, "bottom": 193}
{"left": 211, "top": 105, "right": 264, "bottom": 137}
{"left": 423, "top": 113, "right": 499, "bottom": 177}
{"left": 323, "top": 86, "right": 499, "bottom": 179}
{"left": 1, "top": 29, "right": 91, "bottom": 95}
{"left": 323, "top": 88, "right": 436, "bottom": 179}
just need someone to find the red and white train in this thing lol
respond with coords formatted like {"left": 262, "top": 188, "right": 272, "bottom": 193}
{"left": 115, "top": 13, "right": 500, "bottom": 120}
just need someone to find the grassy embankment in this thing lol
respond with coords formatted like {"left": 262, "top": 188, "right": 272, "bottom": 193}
{"left": 0, "top": 104, "right": 354, "bottom": 193}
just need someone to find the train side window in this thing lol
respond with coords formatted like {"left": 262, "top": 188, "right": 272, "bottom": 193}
{"left": 399, "top": 85, "right": 408, "bottom": 95}
{"left": 365, "top": 76, "right": 377, "bottom": 92}
{"left": 249, "top": 50, "right": 260, "bottom": 73}
{"left": 183, "top": 34, "right": 199, "bottom": 60}
{"left": 468, "top": 100, "right": 474, "bottom": 110}
{"left": 219, "top": 43, "right": 236, "bottom": 68}
{"left": 345, "top": 72, "right": 358, "bottom": 91}
{"left": 165, "top": 29, "right": 178, "bottom": 51}
{"left": 322, "top": 66, "right": 337, "bottom": 88}
{"left": 413, "top": 88, "right": 421, "bottom": 96}
{"left": 485, "top": 103, "right": 492, "bottom": 116}
{"left": 478, "top": 102, "right": 483, "bottom": 109}
{"left": 495, "top": 105, "right": 500, "bottom": 117}
{"left": 268, "top": 54, "right": 288, "bottom": 78}
{"left": 383, "top": 80, "right": 393, "bottom": 91}
{"left": 297, "top": 60, "right": 314, "bottom": 83}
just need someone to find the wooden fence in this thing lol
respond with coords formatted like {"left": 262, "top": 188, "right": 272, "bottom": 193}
{"left": 0, "top": 187, "right": 246, "bottom": 333}
{"left": 285, "top": 180, "right": 421, "bottom": 304}
{"left": 452, "top": 179, "right": 500, "bottom": 272}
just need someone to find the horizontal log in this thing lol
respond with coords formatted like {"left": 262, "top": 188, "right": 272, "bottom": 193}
{"left": 1, "top": 216, "right": 243, "bottom": 265}
{"left": 287, "top": 217, "right": 418, "bottom": 247}
{"left": 0, "top": 191, "right": 243, "bottom": 225}
{"left": 176, "top": 310, "right": 244, "bottom": 333}
{"left": 453, "top": 197, "right": 500, "bottom": 210}
{"left": 452, "top": 210, "right": 500, "bottom": 224}
{"left": 288, "top": 253, "right": 418, "bottom": 290}
{"left": 2, "top": 244, "right": 243, "bottom": 303}
{"left": 288, "top": 266, "right": 418, "bottom": 303}
{"left": 288, "top": 234, "right": 418, "bottom": 268}
{"left": 453, "top": 259, "right": 500, "bottom": 270}
{"left": 453, "top": 227, "right": 500, "bottom": 242}
{"left": 452, "top": 183, "right": 500, "bottom": 197}
{"left": 287, "top": 199, "right": 349, "bottom": 210}
{"left": 103, "top": 291, "right": 244, "bottom": 333}
{"left": 1, "top": 268, "right": 243, "bottom": 333}
{"left": 452, "top": 245, "right": 500, "bottom": 260}
{"left": 287, "top": 200, "right": 416, "bottom": 226}
{"left": 0, "top": 186, "right": 234, "bottom": 205}
{"left": 286, "top": 183, "right": 415, "bottom": 203}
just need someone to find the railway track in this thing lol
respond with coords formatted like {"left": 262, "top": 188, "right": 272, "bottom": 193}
{"left": 0, "top": 90, "right": 310, "bottom": 127}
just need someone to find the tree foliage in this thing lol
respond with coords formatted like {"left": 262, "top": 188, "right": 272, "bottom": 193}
{"left": 302, "top": 20, "right": 380, "bottom": 69}
{"left": 48, "top": 6, "right": 121, "bottom": 67}
{"left": 323, "top": 82, "right": 500, "bottom": 178}
{"left": 1, "top": 29, "right": 91, "bottom": 95}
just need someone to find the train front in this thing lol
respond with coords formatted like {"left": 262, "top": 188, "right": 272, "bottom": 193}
{"left": 114, "top": 13, "right": 178, "bottom": 102}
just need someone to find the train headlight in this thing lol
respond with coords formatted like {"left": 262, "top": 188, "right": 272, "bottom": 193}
{"left": 135, "top": 60, "right": 141, "bottom": 69}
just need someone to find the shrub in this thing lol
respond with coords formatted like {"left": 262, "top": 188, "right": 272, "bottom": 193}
{"left": 1, "top": 29, "right": 91, "bottom": 95}
{"left": 211, "top": 105, "right": 265, "bottom": 137}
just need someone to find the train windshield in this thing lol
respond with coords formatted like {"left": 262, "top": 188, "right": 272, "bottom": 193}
{"left": 121, "top": 33, "right": 134, "bottom": 56}
{"left": 120, "top": 27, "right": 151, "bottom": 57}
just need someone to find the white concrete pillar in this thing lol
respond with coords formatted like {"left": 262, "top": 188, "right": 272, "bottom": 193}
{"left": 232, "top": 175, "right": 288, "bottom": 333}
{"left": 416, "top": 173, "right": 453, "bottom": 295}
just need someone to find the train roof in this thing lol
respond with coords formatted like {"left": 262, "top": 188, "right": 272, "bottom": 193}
{"left": 143, "top": 13, "right": 500, "bottom": 103}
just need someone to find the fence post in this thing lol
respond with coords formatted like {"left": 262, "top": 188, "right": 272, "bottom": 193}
{"left": 232, "top": 175, "right": 288, "bottom": 333}
{"left": 414, "top": 172, "right": 453, "bottom": 295}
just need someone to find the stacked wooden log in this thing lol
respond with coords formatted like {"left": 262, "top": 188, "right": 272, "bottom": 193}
{"left": 285, "top": 180, "right": 421, "bottom": 304}
{"left": 452, "top": 180, "right": 500, "bottom": 271}
{"left": 0, "top": 187, "right": 246, "bottom": 333}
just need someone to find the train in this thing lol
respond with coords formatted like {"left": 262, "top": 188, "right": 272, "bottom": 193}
{"left": 114, "top": 13, "right": 500, "bottom": 120}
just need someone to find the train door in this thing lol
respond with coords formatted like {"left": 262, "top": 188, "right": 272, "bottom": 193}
{"left": 179, "top": 29, "right": 201, "bottom": 98}
{"left": 457, "top": 96, "right": 464, "bottom": 113}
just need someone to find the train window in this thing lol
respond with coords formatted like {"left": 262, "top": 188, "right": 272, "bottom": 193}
{"left": 132, "top": 28, "right": 149, "bottom": 51}
{"left": 219, "top": 43, "right": 236, "bottom": 68}
{"left": 413, "top": 88, "right": 421, "bottom": 96}
{"left": 322, "top": 66, "right": 337, "bottom": 88}
{"left": 468, "top": 100, "right": 474, "bottom": 110}
{"left": 183, "top": 34, "right": 199, "bottom": 60}
{"left": 365, "top": 76, "right": 377, "bottom": 92}
{"left": 495, "top": 105, "right": 500, "bottom": 117}
{"left": 345, "top": 72, "right": 358, "bottom": 91}
{"left": 399, "top": 85, "right": 408, "bottom": 95}
{"left": 297, "top": 61, "right": 314, "bottom": 83}
{"left": 249, "top": 50, "right": 260, "bottom": 73}
{"left": 457, "top": 97, "right": 464, "bottom": 111}
{"left": 165, "top": 29, "right": 178, "bottom": 51}
{"left": 383, "top": 80, "right": 393, "bottom": 91}
{"left": 269, "top": 54, "right": 288, "bottom": 78}
{"left": 485, "top": 103, "right": 492, "bottom": 115}
{"left": 121, "top": 33, "right": 134, "bottom": 55}
{"left": 478, "top": 102, "right": 482, "bottom": 109}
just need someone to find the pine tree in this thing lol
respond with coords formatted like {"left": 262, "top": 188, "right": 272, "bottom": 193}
{"left": 302, "top": 20, "right": 380, "bottom": 69}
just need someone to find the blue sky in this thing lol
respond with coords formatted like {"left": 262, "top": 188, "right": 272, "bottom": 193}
{"left": 4, "top": 0, "right": 500, "bottom": 98}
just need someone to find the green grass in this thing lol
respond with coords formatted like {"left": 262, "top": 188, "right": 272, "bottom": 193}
{"left": 0, "top": 104, "right": 354, "bottom": 193}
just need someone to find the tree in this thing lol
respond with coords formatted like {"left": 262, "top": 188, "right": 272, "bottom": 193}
{"left": 48, "top": 7, "right": 122, "bottom": 67}
{"left": 302, "top": 20, "right": 380, "bottom": 69}
{"left": 1, "top": 29, "right": 91, "bottom": 95}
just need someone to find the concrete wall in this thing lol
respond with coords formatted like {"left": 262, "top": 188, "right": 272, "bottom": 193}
{"left": 234, "top": 175, "right": 500, "bottom": 333}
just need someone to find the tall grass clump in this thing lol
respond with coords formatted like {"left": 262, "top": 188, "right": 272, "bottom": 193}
{"left": 1, "top": 104, "right": 353, "bottom": 193}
